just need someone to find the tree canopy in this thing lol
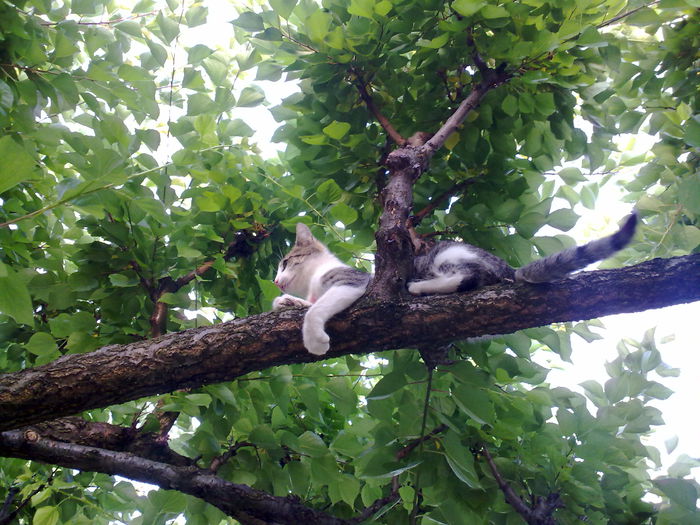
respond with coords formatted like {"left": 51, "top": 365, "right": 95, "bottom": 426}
{"left": 0, "top": 0, "right": 699, "bottom": 524}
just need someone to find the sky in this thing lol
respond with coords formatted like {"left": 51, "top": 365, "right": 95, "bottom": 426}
{"left": 183, "top": 2, "right": 699, "bottom": 478}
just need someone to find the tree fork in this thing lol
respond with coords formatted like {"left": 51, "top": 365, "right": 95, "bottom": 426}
{"left": 1, "top": 254, "right": 698, "bottom": 433}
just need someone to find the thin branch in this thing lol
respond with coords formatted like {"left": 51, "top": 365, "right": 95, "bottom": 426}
{"left": 423, "top": 65, "right": 511, "bottom": 154}
{"left": 0, "top": 470, "right": 55, "bottom": 525}
{"left": 598, "top": 0, "right": 661, "bottom": 29}
{"left": 353, "top": 72, "right": 406, "bottom": 146}
{"left": 481, "top": 445, "right": 563, "bottom": 524}
{"left": 45, "top": 11, "right": 158, "bottom": 26}
{"left": 396, "top": 424, "right": 448, "bottom": 461}
{"left": 409, "top": 179, "right": 474, "bottom": 227}
{"left": 210, "top": 441, "right": 256, "bottom": 473}
{"left": 481, "top": 445, "right": 532, "bottom": 519}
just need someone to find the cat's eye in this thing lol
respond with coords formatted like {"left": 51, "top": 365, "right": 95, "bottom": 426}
{"left": 281, "top": 259, "right": 288, "bottom": 270}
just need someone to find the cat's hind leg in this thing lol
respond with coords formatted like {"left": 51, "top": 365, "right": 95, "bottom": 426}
{"left": 302, "top": 285, "right": 365, "bottom": 355}
{"left": 408, "top": 271, "right": 480, "bottom": 295}
{"left": 408, "top": 274, "right": 465, "bottom": 295}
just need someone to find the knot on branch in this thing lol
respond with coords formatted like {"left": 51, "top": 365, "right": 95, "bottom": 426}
{"left": 385, "top": 146, "right": 428, "bottom": 180}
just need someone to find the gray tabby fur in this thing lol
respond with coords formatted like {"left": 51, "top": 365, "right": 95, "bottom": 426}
{"left": 274, "top": 213, "right": 637, "bottom": 355}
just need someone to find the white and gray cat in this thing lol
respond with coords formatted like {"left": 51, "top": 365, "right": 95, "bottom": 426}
{"left": 273, "top": 213, "right": 637, "bottom": 355}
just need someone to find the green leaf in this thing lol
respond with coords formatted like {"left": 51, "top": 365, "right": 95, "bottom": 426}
{"left": 0, "top": 263, "right": 33, "bottom": 325}
{"left": 330, "top": 202, "right": 358, "bottom": 226}
{"left": 348, "top": 0, "right": 375, "bottom": 19}
{"left": 337, "top": 475, "right": 360, "bottom": 507}
{"left": 146, "top": 39, "right": 168, "bottom": 66}
{"left": 330, "top": 203, "right": 358, "bottom": 225}
{"left": 366, "top": 371, "right": 406, "bottom": 400}
{"left": 322, "top": 121, "right": 351, "bottom": 140}
{"left": 684, "top": 116, "right": 700, "bottom": 148}
{"left": 0, "top": 136, "right": 36, "bottom": 194}
{"left": 481, "top": 4, "right": 508, "bottom": 18}
{"left": 501, "top": 94, "right": 518, "bottom": 117}
{"left": 25, "top": 332, "right": 56, "bottom": 356}
{"left": 679, "top": 175, "right": 700, "bottom": 215}
{"left": 452, "top": 0, "right": 486, "bottom": 16}
{"left": 237, "top": 86, "right": 265, "bottom": 107}
{"left": 453, "top": 384, "right": 494, "bottom": 425}
{"left": 115, "top": 20, "right": 143, "bottom": 38}
{"left": 297, "top": 431, "right": 328, "bottom": 457}
{"left": 442, "top": 430, "right": 481, "bottom": 488}
{"left": 33, "top": 506, "right": 59, "bottom": 525}
{"left": 156, "top": 11, "right": 180, "bottom": 44}
{"left": 269, "top": 0, "right": 298, "bottom": 19}
{"left": 558, "top": 167, "right": 584, "bottom": 184}
{"left": 316, "top": 179, "right": 343, "bottom": 203}
{"left": 305, "top": 10, "right": 332, "bottom": 43}
{"left": 399, "top": 485, "right": 415, "bottom": 512}
{"left": 547, "top": 208, "right": 578, "bottom": 231}
{"left": 654, "top": 478, "right": 698, "bottom": 510}
{"left": 232, "top": 12, "right": 265, "bottom": 31}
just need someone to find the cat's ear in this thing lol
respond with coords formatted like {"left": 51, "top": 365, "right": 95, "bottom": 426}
{"left": 294, "top": 222, "right": 315, "bottom": 246}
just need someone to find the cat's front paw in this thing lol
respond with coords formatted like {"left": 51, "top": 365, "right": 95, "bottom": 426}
{"left": 303, "top": 323, "right": 330, "bottom": 355}
{"left": 273, "top": 294, "right": 311, "bottom": 310}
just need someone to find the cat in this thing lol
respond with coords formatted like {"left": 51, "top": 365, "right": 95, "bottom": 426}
{"left": 273, "top": 213, "right": 637, "bottom": 355}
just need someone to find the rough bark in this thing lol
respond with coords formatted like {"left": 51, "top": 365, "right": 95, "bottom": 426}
{"left": 1, "top": 254, "right": 698, "bottom": 432}
{"left": 369, "top": 67, "right": 511, "bottom": 299}
{"left": 0, "top": 430, "right": 349, "bottom": 525}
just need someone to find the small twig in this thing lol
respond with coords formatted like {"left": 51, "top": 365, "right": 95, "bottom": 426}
{"left": 210, "top": 441, "right": 256, "bottom": 473}
{"left": 38, "top": 10, "right": 158, "bottom": 26}
{"left": 598, "top": 0, "right": 660, "bottom": 29}
{"left": 350, "top": 481, "right": 400, "bottom": 523}
{"left": 409, "top": 179, "right": 474, "bottom": 227}
{"left": 353, "top": 72, "right": 406, "bottom": 146}
{"left": 395, "top": 424, "right": 448, "bottom": 460}
{"left": 0, "top": 470, "right": 57, "bottom": 525}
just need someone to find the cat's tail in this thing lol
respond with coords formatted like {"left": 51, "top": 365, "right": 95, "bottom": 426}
{"left": 514, "top": 211, "right": 637, "bottom": 283}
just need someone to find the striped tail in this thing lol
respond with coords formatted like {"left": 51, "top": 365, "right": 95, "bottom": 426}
{"left": 514, "top": 212, "right": 637, "bottom": 283}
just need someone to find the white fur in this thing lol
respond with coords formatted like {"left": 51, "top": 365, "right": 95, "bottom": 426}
{"left": 274, "top": 250, "right": 366, "bottom": 354}
{"left": 433, "top": 245, "right": 480, "bottom": 268}
{"left": 408, "top": 275, "right": 463, "bottom": 295}
{"left": 408, "top": 245, "right": 481, "bottom": 295}
{"left": 302, "top": 284, "right": 367, "bottom": 355}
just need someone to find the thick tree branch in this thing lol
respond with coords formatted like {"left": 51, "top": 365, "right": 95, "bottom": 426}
{"left": 26, "top": 417, "right": 194, "bottom": 467}
{"left": 369, "top": 66, "right": 512, "bottom": 299}
{"left": 0, "top": 254, "right": 698, "bottom": 432}
{"left": 0, "top": 431, "right": 349, "bottom": 525}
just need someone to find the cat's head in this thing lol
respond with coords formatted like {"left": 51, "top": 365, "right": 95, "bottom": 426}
{"left": 274, "top": 223, "right": 330, "bottom": 297}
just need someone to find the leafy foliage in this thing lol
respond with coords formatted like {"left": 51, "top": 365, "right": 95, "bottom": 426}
{"left": 0, "top": 0, "right": 698, "bottom": 524}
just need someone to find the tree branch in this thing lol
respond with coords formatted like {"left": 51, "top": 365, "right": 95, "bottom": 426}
{"left": 481, "top": 445, "right": 562, "bottom": 524}
{"left": 0, "top": 431, "right": 349, "bottom": 525}
{"left": 0, "top": 255, "right": 698, "bottom": 432}
{"left": 481, "top": 445, "right": 533, "bottom": 519}
{"left": 423, "top": 66, "right": 511, "bottom": 155}
{"left": 369, "top": 65, "right": 512, "bottom": 299}
{"left": 353, "top": 73, "right": 406, "bottom": 145}
{"left": 25, "top": 417, "right": 194, "bottom": 467}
